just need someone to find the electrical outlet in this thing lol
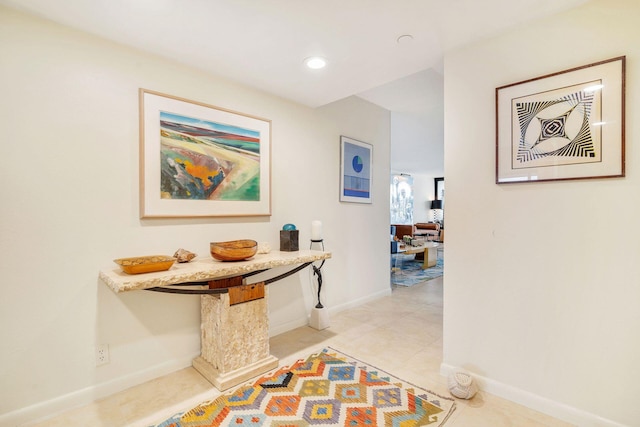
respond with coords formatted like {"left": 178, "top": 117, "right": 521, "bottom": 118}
{"left": 95, "top": 344, "right": 109, "bottom": 366}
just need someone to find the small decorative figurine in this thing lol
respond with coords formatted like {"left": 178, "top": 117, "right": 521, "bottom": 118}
{"left": 448, "top": 371, "right": 478, "bottom": 399}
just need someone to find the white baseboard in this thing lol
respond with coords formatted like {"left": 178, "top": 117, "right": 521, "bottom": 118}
{"left": 6, "top": 289, "right": 394, "bottom": 427}
{"left": 0, "top": 354, "right": 199, "bottom": 427}
{"left": 269, "top": 317, "right": 309, "bottom": 337}
{"left": 440, "top": 363, "right": 627, "bottom": 427}
{"left": 328, "top": 288, "right": 392, "bottom": 313}
{"left": 269, "top": 288, "right": 392, "bottom": 337}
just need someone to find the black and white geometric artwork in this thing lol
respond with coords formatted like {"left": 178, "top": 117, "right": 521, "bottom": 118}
{"left": 496, "top": 56, "right": 625, "bottom": 184}
{"left": 514, "top": 83, "right": 600, "bottom": 167}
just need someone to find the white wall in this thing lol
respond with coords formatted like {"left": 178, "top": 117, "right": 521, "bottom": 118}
{"left": 390, "top": 109, "right": 444, "bottom": 176}
{"left": 389, "top": 97, "right": 444, "bottom": 224}
{"left": 0, "top": 7, "right": 391, "bottom": 425}
{"left": 443, "top": 0, "right": 640, "bottom": 425}
{"left": 384, "top": 68, "right": 445, "bottom": 177}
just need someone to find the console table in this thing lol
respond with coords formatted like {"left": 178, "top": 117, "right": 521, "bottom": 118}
{"left": 99, "top": 250, "right": 331, "bottom": 390}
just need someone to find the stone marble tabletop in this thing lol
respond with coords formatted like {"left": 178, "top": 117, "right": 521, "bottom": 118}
{"left": 99, "top": 249, "right": 331, "bottom": 293}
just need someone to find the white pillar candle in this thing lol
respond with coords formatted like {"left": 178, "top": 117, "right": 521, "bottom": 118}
{"left": 311, "top": 220, "right": 323, "bottom": 240}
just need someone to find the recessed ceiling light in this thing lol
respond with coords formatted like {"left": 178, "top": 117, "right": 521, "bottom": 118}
{"left": 396, "top": 34, "right": 414, "bottom": 44}
{"left": 304, "top": 56, "right": 327, "bottom": 70}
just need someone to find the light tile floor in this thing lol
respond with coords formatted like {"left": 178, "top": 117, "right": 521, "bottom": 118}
{"left": 27, "top": 277, "right": 573, "bottom": 426}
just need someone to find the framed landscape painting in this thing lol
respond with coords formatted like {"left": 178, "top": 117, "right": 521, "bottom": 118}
{"left": 340, "top": 136, "right": 372, "bottom": 203}
{"left": 496, "top": 56, "right": 625, "bottom": 184}
{"left": 139, "top": 89, "right": 271, "bottom": 218}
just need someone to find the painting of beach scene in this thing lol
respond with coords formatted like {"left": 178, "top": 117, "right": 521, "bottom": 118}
{"left": 140, "top": 90, "right": 271, "bottom": 218}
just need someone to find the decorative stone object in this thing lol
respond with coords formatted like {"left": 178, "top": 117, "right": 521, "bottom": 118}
{"left": 174, "top": 248, "right": 197, "bottom": 263}
{"left": 280, "top": 230, "right": 299, "bottom": 251}
{"left": 448, "top": 371, "right": 478, "bottom": 399}
{"left": 282, "top": 223, "right": 297, "bottom": 231}
{"left": 257, "top": 242, "right": 271, "bottom": 254}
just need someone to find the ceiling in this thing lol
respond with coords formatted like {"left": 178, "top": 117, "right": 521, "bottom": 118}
{"left": 1, "top": 0, "right": 589, "bottom": 109}
{"left": 359, "top": 68, "right": 445, "bottom": 175}
{"left": 1, "top": 0, "right": 589, "bottom": 175}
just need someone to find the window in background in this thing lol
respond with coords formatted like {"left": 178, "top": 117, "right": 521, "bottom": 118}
{"left": 390, "top": 174, "right": 414, "bottom": 225}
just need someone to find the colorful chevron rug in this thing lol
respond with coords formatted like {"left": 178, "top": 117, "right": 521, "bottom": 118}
{"left": 150, "top": 348, "right": 455, "bottom": 427}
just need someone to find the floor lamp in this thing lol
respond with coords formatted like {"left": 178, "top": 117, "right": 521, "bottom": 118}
{"left": 430, "top": 200, "right": 443, "bottom": 223}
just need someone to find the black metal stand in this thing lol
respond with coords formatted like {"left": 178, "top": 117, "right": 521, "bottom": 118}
{"left": 310, "top": 239, "right": 325, "bottom": 308}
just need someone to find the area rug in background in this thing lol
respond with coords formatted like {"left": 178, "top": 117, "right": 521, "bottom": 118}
{"left": 151, "top": 347, "right": 455, "bottom": 427}
{"left": 391, "top": 251, "right": 444, "bottom": 287}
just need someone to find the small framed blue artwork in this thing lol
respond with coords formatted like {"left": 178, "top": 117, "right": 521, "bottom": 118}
{"left": 340, "top": 135, "right": 372, "bottom": 203}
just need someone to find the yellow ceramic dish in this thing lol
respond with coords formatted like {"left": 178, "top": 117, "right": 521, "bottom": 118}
{"left": 114, "top": 255, "right": 176, "bottom": 274}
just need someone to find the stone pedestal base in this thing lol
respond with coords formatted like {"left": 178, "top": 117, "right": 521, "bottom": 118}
{"left": 193, "top": 354, "right": 278, "bottom": 391}
{"left": 309, "top": 307, "right": 330, "bottom": 330}
{"left": 193, "top": 288, "right": 278, "bottom": 390}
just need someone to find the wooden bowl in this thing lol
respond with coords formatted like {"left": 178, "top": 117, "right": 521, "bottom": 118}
{"left": 114, "top": 255, "right": 176, "bottom": 274}
{"left": 210, "top": 239, "right": 258, "bottom": 261}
